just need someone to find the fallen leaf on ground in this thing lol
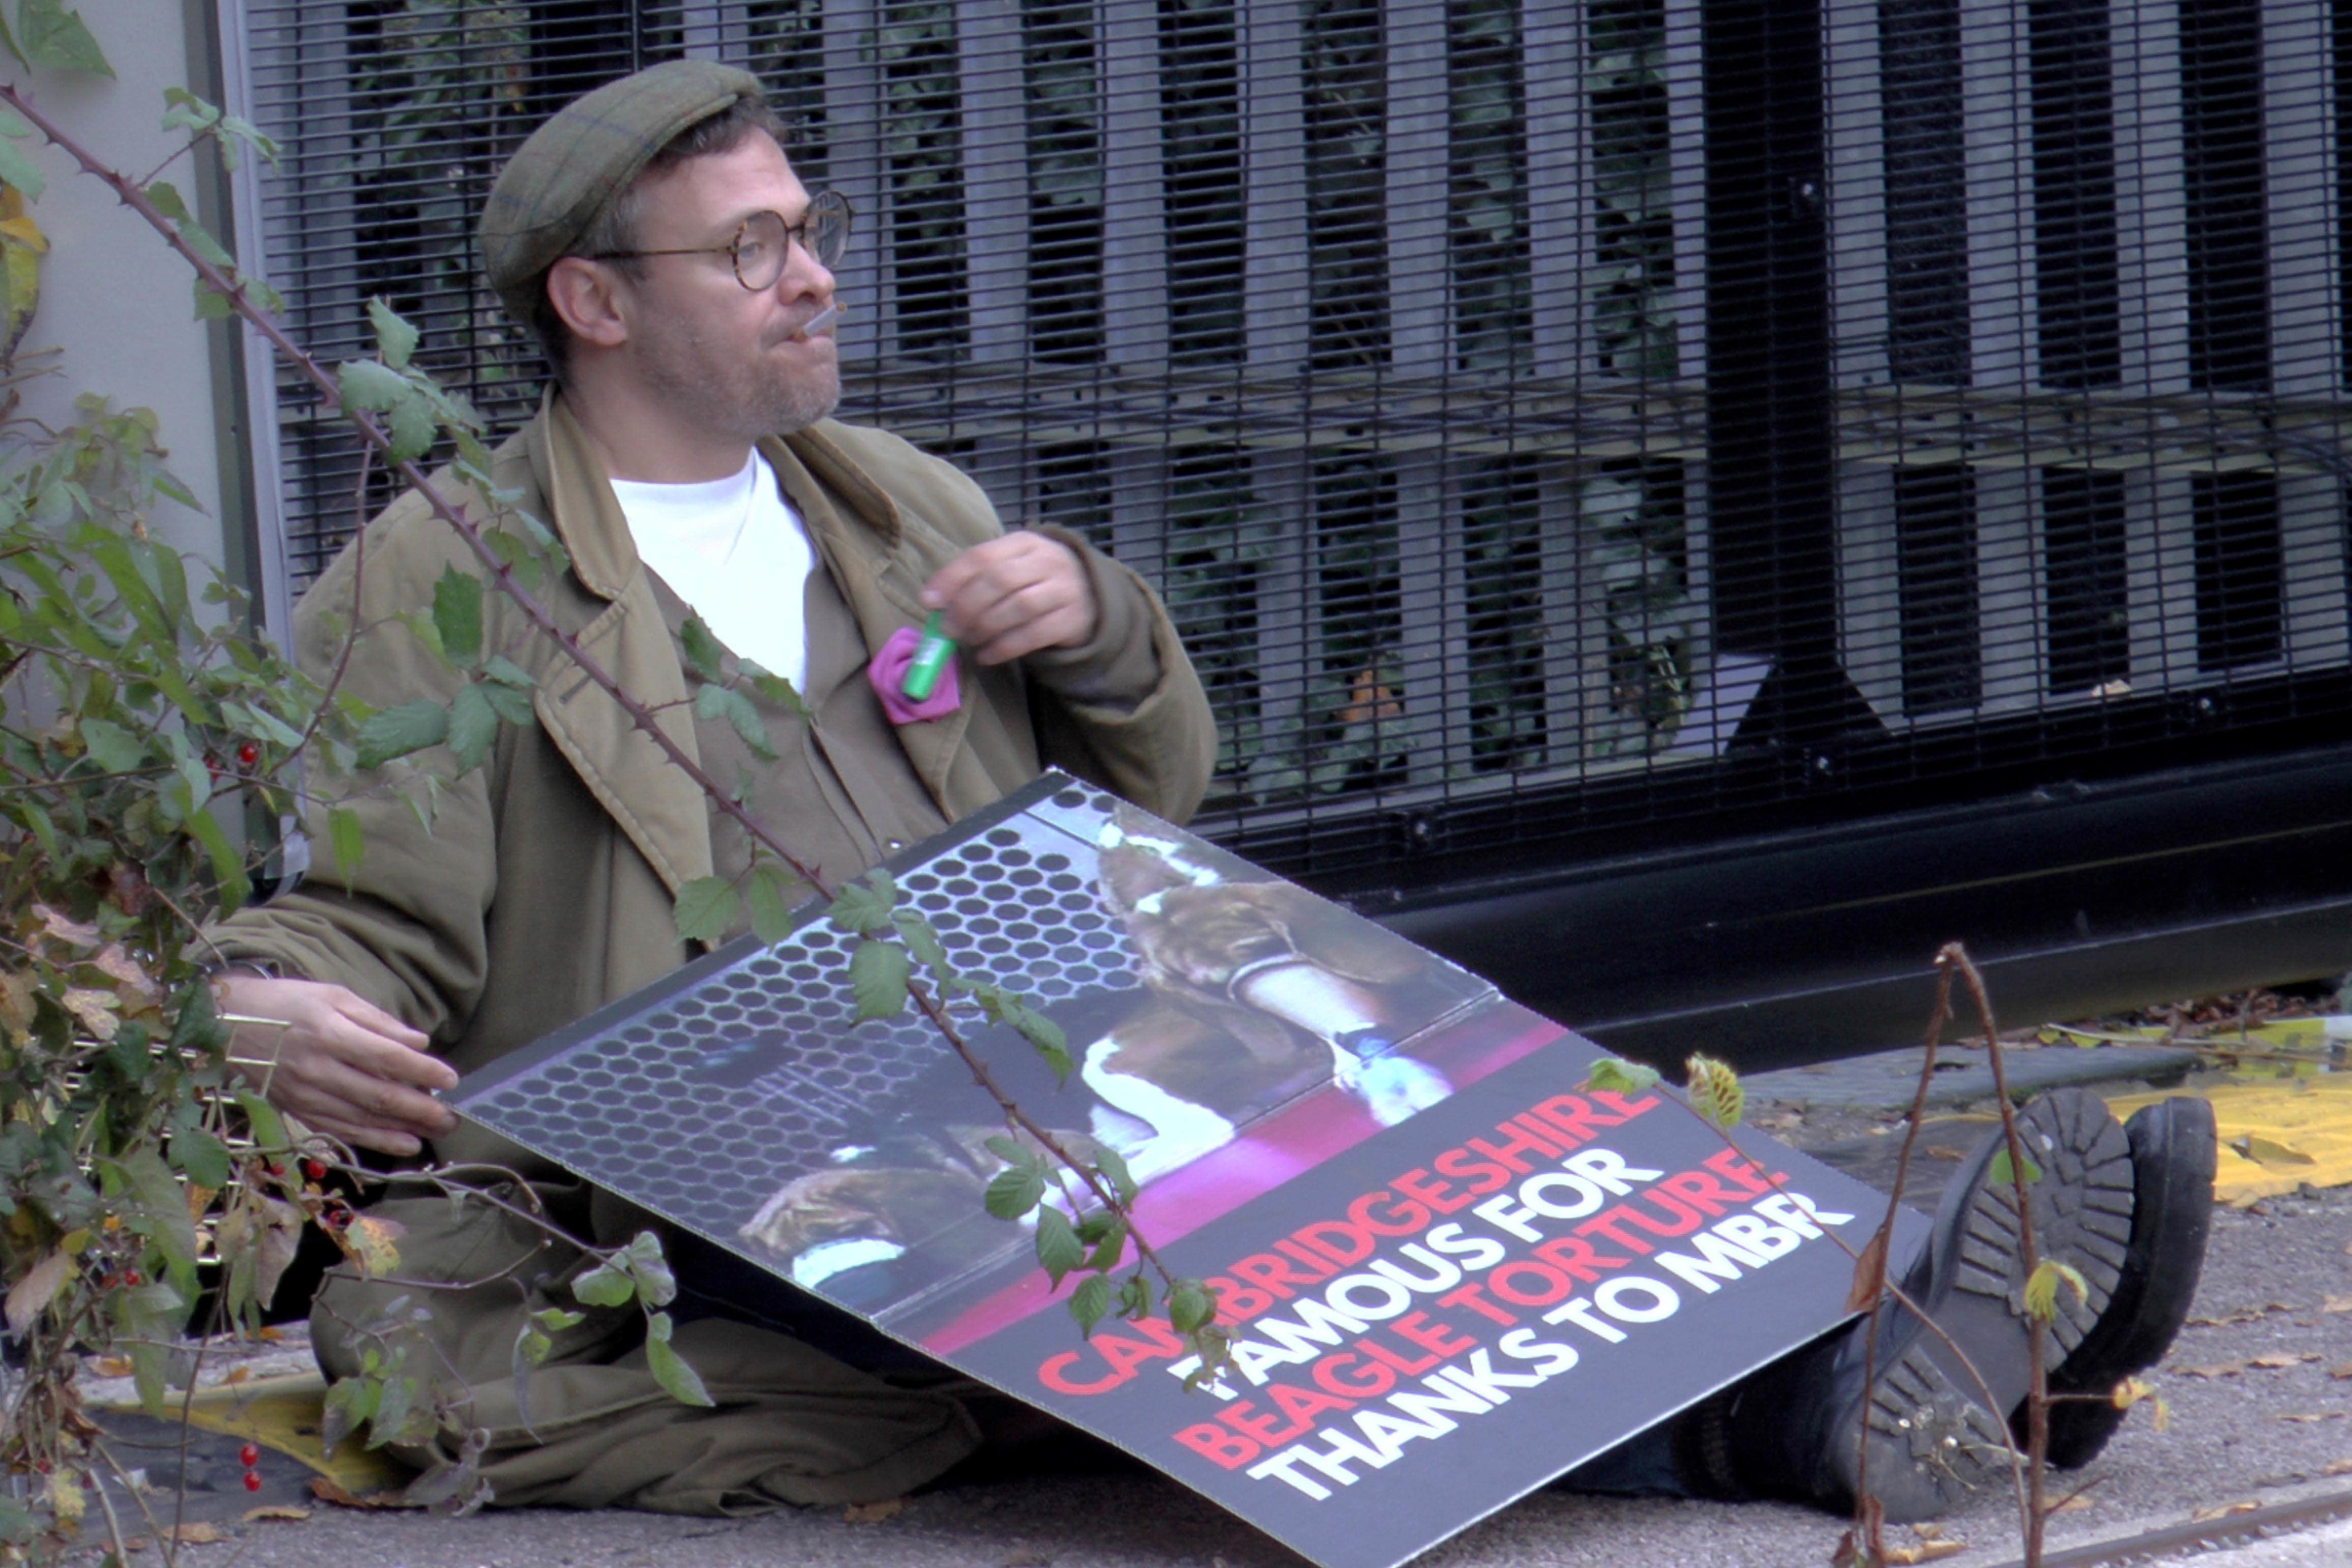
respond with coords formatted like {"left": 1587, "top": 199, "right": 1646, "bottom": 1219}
{"left": 2324, "top": 1295, "right": 2352, "bottom": 1314}
{"left": 2331, "top": 1365, "right": 2352, "bottom": 1380}
{"left": 2175, "top": 1362, "right": 2248, "bottom": 1379}
{"left": 309, "top": 1477, "right": 398, "bottom": 1509}
{"left": 163, "top": 1522, "right": 226, "bottom": 1544}
{"left": 2248, "top": 1353, "right": 2321, "bottom": 1369}
{"left": 1923, "top": 1146, "right": 1971, "bottom": 1161}
{"left": 1884, "top": 1542, "right": 1963, "bottom": 1564}
{"left": 843, "top": 1498, "right": 906, "bottom": 1524}
{"left": 241, "top": 1505, "right": 310, "bottom": 1522}
{"left": 88, "top": 1356, "right": 133, "bottom": 1378}
{"left": 2191, "top": 1501, "right": 2261, "bottom": 1523}
{"left": 2276, "top": 1411, "right": 2347, "bottom": 1423}
{"left": 2325, "top": 1458, "right": 2352, "bottom": 1475}
{"left": 2050, "top": 1494, "right": 2096, "bottom": 1513}
{"left": 222, "top": 1365, "right": 251, "bottom": 1386}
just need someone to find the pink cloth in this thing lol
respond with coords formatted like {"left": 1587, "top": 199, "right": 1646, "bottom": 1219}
{"left": 865, "top": 624, "right": 962, "bottom": 723}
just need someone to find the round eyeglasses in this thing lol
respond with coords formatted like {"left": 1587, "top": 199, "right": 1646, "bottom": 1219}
{"left": 589, "top": 189, "right": 854, "bottom": 291}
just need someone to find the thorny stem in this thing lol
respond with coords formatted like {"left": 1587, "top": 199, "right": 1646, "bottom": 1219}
{"left": 0, "top": 82, "right": 1186, "bottom": 1314}
{"left": 1945, "top": 944, "right": 2052, "bottom": 1566}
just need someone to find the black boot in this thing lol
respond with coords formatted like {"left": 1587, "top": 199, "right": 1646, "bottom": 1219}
{"left": 2024, "top": 1096, "right": 2217, "bottom": 1468}
{"left": 1722, "top": 1089, "right": 2135, "bottom": 1521}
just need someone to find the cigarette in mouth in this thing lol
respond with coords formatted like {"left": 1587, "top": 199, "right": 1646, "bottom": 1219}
{"left": 795, "top": 302, "right": 844, "bottom": 341}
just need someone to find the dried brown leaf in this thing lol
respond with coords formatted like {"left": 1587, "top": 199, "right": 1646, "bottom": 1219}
{"left": 2248, "top": 1353, "right": 2320, "bottom": 1369}
{"left": 90, "top": 943, "right": 154, "bottom": 997}
{"left": 1845, "top": 1230, "right": 1890, "bottom": 1314}
{"left": 308, "top": 1476, "right": 397, "bottom": 1509}
{"left": 5, "top": 1251, "right": 71, "bottom": 1334}
{"left": 34, "top": 904, "right": 100, "bottom": 949}
{"left": 241, "top": 1505, "right": 310, "bottom": 1523}
{"left": 164, "top": 1522, "right": 226, "bottom": 1544}
{"left": 2325, "top": 1458, "right": 2352, "bottom": 1475}
{"left": 60, "top": 987, "right": 120, "bottom": 1041}
{"left": 2276, "top": 1411, "right": 2347, "bottom": 1423}
{"left": 2322, "top": 1295, "right": 2352, "bottom": 1314}
{"left": 2175, "top": 1362, "right": 2247, "bottom": 1379}
{"left": 843, "top": 1498, "right": 906, "bottom": 1524}
{"left": 2191, "top": 1501, "right": 2262, "bottom": 1524}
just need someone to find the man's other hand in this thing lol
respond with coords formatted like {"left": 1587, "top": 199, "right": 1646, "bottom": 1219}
{"left": 218, "top": 974, "right": 459, "bottom": 1157}
{"left": 920, "top": 532, "right": 1098, "bottom": 665}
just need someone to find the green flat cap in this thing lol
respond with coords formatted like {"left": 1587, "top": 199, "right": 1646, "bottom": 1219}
{"left": 480, "top": 60, "right": 767, "bottom": 325}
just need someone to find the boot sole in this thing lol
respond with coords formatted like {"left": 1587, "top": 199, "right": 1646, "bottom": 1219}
{"left": 2033, "top": 1096, "right": 2218, "bottom": 1467}
{"left": 1833, "top": 1088, "right": 2135, "bottom": 1521}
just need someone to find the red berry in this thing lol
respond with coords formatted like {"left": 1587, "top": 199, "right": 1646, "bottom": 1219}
{"left": 242, "top": 1470, "right": 261, "bottom": 1492}
{"left": 301, "top": 1158, "right": 328, "bottom": 1182}
{"left": 238, "top": 1443, "right": 259, "bottom": 1467}
{"left": 237, "top": 742, "right": 259, "bottom": 768}
{"left": 121, "top": 1270, "right": 139, "bottom": 1287}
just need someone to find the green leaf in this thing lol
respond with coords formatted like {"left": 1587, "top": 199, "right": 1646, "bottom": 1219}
{"left": 16, "top": 0, "right": 111, "bottom": 76}
{"left": 336, "top": 358, "right": 409, "bottom": 415}
{"left": 678, "top": 616, "right": 726, "bottom": 684}
{"left": 144, "top": 180, "right": 191, "bottom": 224}
{"left": 1093, "top": 1146, "right": 1138, "bottom": 1205}
{"left": 445, "top": 682, "right": 497, "bottom": 772}
{"left": 1581, "top": 1057, "right": 1663, "bottom": 1096}
{"left": 671, "top": 876, "right": 740, "bottom": 947}
{"left": 531, "top": 1307, "right": 586, "bottom": 1334}
{"left": 355, "top": 699, "right": 448, "bottom": 770}
{"left": 327, "top": 806, "right": 364, "bottom": 881}
{"left": 644, "top": 1310, "right": 714, "bottom": 1407}
{"left": 0, "top": 115, "right": 40, "bottom": 200}
{"left": 622, "top": 1231, "right": 678, "bottom": 1308}
{"left": 367, "top": 297, "right": 419, "bottom": 371}
{"left": 743, "top": 664, "right": 809, "bottom": 718}
{"left": 1010, "top": 1006, "right": 1070, "bottom": 1082}
{"left": 481, "top": 654, "right": 534, "bottom": 690}
{"left": 848, "top": 938, "right": 910, "bottom": 1022}
{"left": 983, "top": 1162, "right": 1045, "bottom": 1221}
{"left": 982, "top": 1135, "right": 1025, "bottom": 1164}
{"left": 1168, "top": 1278, "right": 1218, "bottom": 1335}
{"left": 1084, "top": 1218, "right": 1128, "bottom": 1273}
{"left": 892, "top": 911, "right": 949, "bottom": 975}
{"left": 233, "top": 1092, "right": 285, "bottom": 1152}
{"left": 431, "top": 566, "right": 483, "bottom": 665}
{"left": 1118, "top": 1271, "right": 1153, "bottom": 1322}
{"left": 1988, "top": 1145, "right": 2043, "bottom": 1188}
{"left": 826, "top": 870, "right": 897, "bottom": 937}
{"left": 476, "top": 677, "right": 534, "bottom": 727}
{"left": 744, "top": 862, "right": 801, "bottom": 945}
{"left": 185, "top": 806, "right": 249, "bottom": 915}
{"left": 2022, "top": 1258, "right": 2089, "bottom": 1324}
{"left": 1069, "top": 1274, "right": 1111, "bottom": 1337}
{"left": 386, "top": 395, "right": 436, "bottom": 465}
{"left": 172, "top": 1126, "right": 230, "bottom": 1191}
{"left": 78, "top": 717, "right": 148, "bottom": 774}
{"left": 1034, "top": 1206, "right": 1083, "bottom": 1285}
{"left": 570, "top": 1258, "right": 635, "bottom": 1310}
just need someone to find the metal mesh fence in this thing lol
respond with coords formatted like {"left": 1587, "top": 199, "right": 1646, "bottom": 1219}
{"left": 231, "top": 0, "right": 2352, "bottom": 882}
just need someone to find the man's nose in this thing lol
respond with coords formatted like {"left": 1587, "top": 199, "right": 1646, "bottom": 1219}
{"left": 776, "top": 239, "right": 834, "bottom": 299}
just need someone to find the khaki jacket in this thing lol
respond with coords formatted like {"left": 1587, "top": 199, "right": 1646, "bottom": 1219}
{"left": 215, "top": 395, "right": 1215, "bottom": 1103}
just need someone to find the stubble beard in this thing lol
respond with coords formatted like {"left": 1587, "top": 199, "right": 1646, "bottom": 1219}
{"left": 644, "top": 322, "right": 841, "bottom": 441}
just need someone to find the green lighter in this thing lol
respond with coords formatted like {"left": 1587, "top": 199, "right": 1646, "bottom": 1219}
{"left": 900, "top": 610, "right": 955, "bottom": 701}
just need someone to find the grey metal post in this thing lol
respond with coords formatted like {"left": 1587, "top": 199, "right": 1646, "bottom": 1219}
{"left": 1386, "top": 0, "right": 1459, "bottom": 789}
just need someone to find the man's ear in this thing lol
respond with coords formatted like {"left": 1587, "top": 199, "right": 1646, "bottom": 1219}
{"left": 545, "top": 257, "right": 631, "bottom": 351}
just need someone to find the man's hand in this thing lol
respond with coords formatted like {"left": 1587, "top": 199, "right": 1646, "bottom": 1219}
{"left": 920, "top": 532, "right": 1098, "bottom": 665}
{"left": 218, "top": 974, "right": 458, "bottom": 1157}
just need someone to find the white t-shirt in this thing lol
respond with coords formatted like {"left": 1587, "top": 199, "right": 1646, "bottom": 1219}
{"left": 608, "top": 450, "right": 815, "bottom": 693}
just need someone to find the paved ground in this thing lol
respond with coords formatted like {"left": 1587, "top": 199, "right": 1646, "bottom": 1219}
{"left": 75, "top": 1045, "right": 2352, "bottom": 1568}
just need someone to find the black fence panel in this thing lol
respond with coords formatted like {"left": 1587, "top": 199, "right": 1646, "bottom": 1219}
{"left": 235, "top": 2, "right": 2352, "bottom": 1055}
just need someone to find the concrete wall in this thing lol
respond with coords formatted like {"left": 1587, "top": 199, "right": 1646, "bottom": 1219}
{"left": 1, "top": 1, "right": 252, "bottom": 601}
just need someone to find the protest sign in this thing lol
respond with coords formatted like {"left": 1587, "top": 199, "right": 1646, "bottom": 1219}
{"left": 453, "top": 773, "right": 1925, "bottom": 1568}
